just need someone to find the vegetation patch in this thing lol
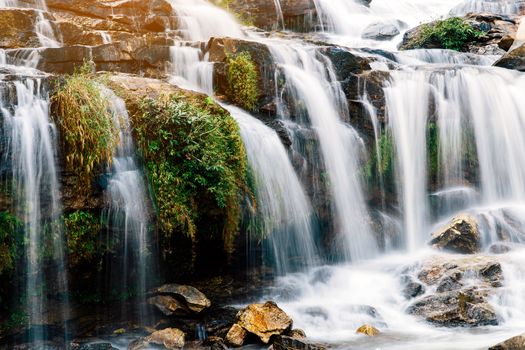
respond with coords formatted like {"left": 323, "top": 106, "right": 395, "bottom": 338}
{"left": 364, "top": 129, "right": 395, "bottom": 187}
{"left": 51, "top": 65, "right": 119, "bottom": 187}
{"left": 64, "top": 210, "right": 101, "bottom": 266}
{"left": 417, "top": 17, "right": 485, "bottom": 51}
{"left": 226, "top": 51, "right": 259, "bottom": 111}
{"left": 132, "top": 92, "right": 248, "bottom": 252}
{"left": 0, "top": 211, "right": 24, "bottom": 275}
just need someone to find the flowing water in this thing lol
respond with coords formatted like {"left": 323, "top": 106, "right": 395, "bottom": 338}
{"left": 1, "top": 73, "right": 68, "bottom": 343}
{"left": 160, "top": 0, "right": 525, "bottom": 348}
{"left": 226, "top": 105, "right": 318, "bottom": 274}
{"left": 102, "top": 87, "right": 151, "bottom": 321}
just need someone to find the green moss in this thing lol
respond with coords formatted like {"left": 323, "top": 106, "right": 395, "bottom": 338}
{"left": 364, "top": 130, "right": 395, "bottom": 185}
{"left": 63, "top": 211, "right": 101, "bottom": 266}
{"left": 227, "top": 51, "right": 259, "bottom": 111}
{"left": 417, "top": 17, "right": 485, "bottom": 51}
{"left": 0, "top": 211, "right": 24, "bottom": 275}
{"left": 51, "top": 64, "right": 119, "bottom": 188}
{"left": 133, "top": 92, "right": 248, "bottom": 252}
{"left": 427, "top": 122, "right": 440, "bottom": 183}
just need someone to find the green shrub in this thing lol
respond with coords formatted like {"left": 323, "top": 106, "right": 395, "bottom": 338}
{"left": 133, "top": 92, "right": 248, "bottom": 252}
{"left": 418, "top": 17, "right": 484, "bottom": 51}
{"left": 51, "top": 66, "right": 119, "bottom": 187}
{"left": 64, "top": 211, "right": 101, "bottom": 266}
{"left": 0, "top": 211, "right": 24, "bottom": 274}
{"left": 227, "top": 51, "right": 259, "bottom": 111}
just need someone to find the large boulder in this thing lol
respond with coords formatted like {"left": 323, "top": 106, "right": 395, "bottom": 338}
{"left": 495, "top": 43, "right": 525, "bottom": 71}
{"left": 145, "top": 328, "right": 185, "bottom": 349}
{"left": 150, "top": 284, "right": 211, "bottom": 313}
{"left": 236, "top": 301, "right": 293, "bottom": 344}
{"left": 429, "top": 214, "right": 481, "bottom": 254}
{"left": 399, "top": 13, "right": 519, "bottom": 54}
{"left": 404, "top": 255, "right": 503, "bottom": 327}
{"left": 489, "top": 332, "right": 525, "bottom": 350}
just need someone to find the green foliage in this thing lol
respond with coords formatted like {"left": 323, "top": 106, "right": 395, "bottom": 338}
{"left": 427, "top": 122, "right": 440, "bottom": 183}
{"left": 418, "top": 17, "right": 485, "bottom": 51}
{"left": 63, "top": 211, "right": 101, "bottom": 266}
{"left": 133, "top": 92, "right": 248, "bottom": 252}
{"left": 364, "top": 130, "right": 395, "bottom": 184}
{"left": 227, "top": 51, "right": 259, "bottom": 111}
{"left": 51, "top": 64, "right": 119, "bottom": 188}
{"left": 0, "top": 211, "right": 25, "bottom": 274}
{"left": 2, "top": 310, "right": 29, "bottom": 331}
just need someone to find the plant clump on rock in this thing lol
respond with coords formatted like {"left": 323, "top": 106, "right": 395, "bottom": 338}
{"left": 226, "top": 51, "right": 260, "bottom": 111}
{"left": 51, "top": 64, "right": 119, "bottom": 188}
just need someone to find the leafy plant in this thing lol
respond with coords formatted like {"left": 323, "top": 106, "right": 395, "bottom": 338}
{"left": 51, "top": 64, "right": 119, "bottom": 188}
{"left": 418, "top": 17, "right": 485, "bottom": 51}
{"left": 64, "top": 210, "right": 101, "bottom": 266}
{"left": 227, "top": 51, "right": 259, "bottom": 111}
{"left": 133, "top": 92, "right": 248, "bottom": 252}
{"left": 0, "top": 211, "right": 24, "bottom": 274}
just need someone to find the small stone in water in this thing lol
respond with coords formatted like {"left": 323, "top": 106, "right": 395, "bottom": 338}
{"left": 356, "top": 324, "right": 380, "bottom": 336}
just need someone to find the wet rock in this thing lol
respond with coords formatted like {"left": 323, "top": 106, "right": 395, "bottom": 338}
{"left": 152, "top": 284, "right": 211, "bottom": 313}
{"left": 236, "top": 301, "right": 293, "bottom": 344}
{"left": 356, "top": 324, "right": 380, "bottom": 336}
{"left": 72, "top": 343, "right": 117, "bottom": 350}
{"left": 495, "top": 43, "right": 525, "bottom": 71}
{"left": 0, "top": 9, "right": 57, "bottom": 49}
{"left": 273, "top": 335, "right": 327, "bottom": 350}
{"left": 407, "top": 287, "right": 498, "bottom": 327}
{"left": 403, "top": 281, "right": 426, "bottom": 299}
{"left": 489, "top": 332, "right": 525, "bottom": 350}
{"left": 287, "top": 329, "right": 307, "bottom": 339}
{"left": 362, "top": 22, "right": 401, "bottom": 41}
{"left": 225, "top": 324, "right": 247, "bottom": 347}
{"left": 146, "top": 328, "right": 185, "bottom": 349}
{"left": 489, "top": 242, "right": 513, "bottom": 254}
{"left": 147, "top": 295, "right": 189, "bottom": 316}
{"left": 399, "top": 13, "right": 519, "bottom": 54}
{"left": 429, "top": 214, "right": 481, "bottom": 254}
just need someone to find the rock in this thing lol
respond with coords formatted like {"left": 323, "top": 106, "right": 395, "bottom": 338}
{"left": 225, "top": 324, "right": 247, "bottom": 347}
{"left": 72, "top": 343, "right": 117, "bottom": 350}
{"left": 147, "top": 295, "right": 189, "bottom": 316}
{"left": 288, "top": 329, "right": 307, "bottom": 339}
{"left": 407, "top": 287, "right": 498, "bottom": 327}
{"left": 356, "top": 324, "right": 380, "bottom": 336}
{"left": 489, "top": 332, "right": 525, "bottom": 350}
{"left": 429, "top": 214, "right": 481, "bottom": 254}
{"left": 0, "top": 9, "right": 57, "bottom": 49}
{"left": 236, "top": 301, "right": 293, "bottom": 344}
{"left": 145, "top": 328, "right": 185, "bottom": 349}
{"left": 489, "top": 242, "right": 513, "bottom": 254}
{"left": 273, "top": 335, "right": 327, "bottom": 350}
{"left": 403, "top": 281, "right": 426, "bottom": 298}
{"left": 153, "top": 284, "right": 211, "bottom": 313}
{"left": 495, "top": 43, "right": 525, "bottom": 71}
{"left": 399, "top": 13, "right": 519, "bottom": 54}
{"left": 362, "top": 22, "right": 400, "bottom": 41}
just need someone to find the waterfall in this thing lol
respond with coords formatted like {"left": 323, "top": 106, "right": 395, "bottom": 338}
{"left": 452, "top": 0, "right": 525, "bottom": 15}
{"left": 269, "top": 41, "right": 378, "bottom": 261}
{"left": 272, "top": 0, "right": 285, "bottom": 30}
{"left": 167, "top": 0, "right": 244, "bottom": 41}
{"left": 168, "top": 45, "right": 214, "bottom": 95}
{"left": 1, "top": 77, "right": 69, "bottom": 342}
{"left": 225, "top": 105, "right": 318, "bottom": 274}
{"left": 102, "top": 87, "right": 152, "bottom": 319}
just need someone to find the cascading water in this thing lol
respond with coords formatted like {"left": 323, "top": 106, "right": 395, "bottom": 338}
{"left": 225, "top": 105, "right": 318, "bottom": 274}
{"left": 311, "top": 0, "right": 465, "bottom": 48}
{"left": 102, "top": 87, "right": 152, "bottom": 320}
{"left": 1, "top": 75, "right": 69, "bottom": 343}
{"left": 269, "top": 42, "right": 378, "bottom": 261}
